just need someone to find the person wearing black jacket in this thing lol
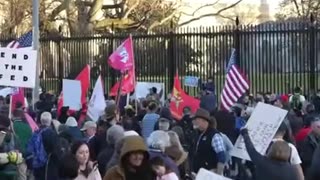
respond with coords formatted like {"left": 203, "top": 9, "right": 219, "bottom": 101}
{"left": 240, "top": 128, "right": 300, "bottom": 180}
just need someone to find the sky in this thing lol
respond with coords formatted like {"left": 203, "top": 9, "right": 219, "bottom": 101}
{"left": 178, "top": 0, "right": 284, "bottom": 26}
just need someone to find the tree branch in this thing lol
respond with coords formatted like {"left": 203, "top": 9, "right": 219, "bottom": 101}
{"left": 123, "top": 0, "right": 140, "bottom": 18}
{"left": 50, "top": 0, "right": 71, "bottom": 20}
{"left": 88, "top": 0, "right": 103, "bottom": 22}
{"left": 178, "top": 0, "right": 242, "bottom": 26}
{"left": 148, "top": 10, "right": 177, "bottom": 31}
{"left": 182, "top": 0, "right": 220, "bottom": 17}
{"left": 94, "top": 18, "right": 135, "bottom": 29}
{"left": 291, "top": 0, "right": 302, "bottom": 16}
{"left": 82, "top": 0, "right": 125, "bottom": 9}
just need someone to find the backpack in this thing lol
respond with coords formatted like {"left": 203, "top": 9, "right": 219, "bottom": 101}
{"left": 26, "top": 128, "right": 48, "bottom": 169}
{"left": 291, "top": 95, "right": 302, "bottom": 110}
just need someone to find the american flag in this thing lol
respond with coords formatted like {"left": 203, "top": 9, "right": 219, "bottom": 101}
{"left": 221, "top": 49, "right": 249, "bottom": 111}
{"left": 6, "top": 31, "right": 32, "bottom": 48}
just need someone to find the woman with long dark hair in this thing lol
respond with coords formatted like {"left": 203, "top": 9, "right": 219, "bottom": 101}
{"left": 71, "top": 141, "right": 101, "bottom": 180}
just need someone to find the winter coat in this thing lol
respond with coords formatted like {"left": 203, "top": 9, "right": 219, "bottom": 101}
{"left": 241, "top": 129, "right": 300, "bottom": 180}
{"left": 103, "top": 136, "right": 154, "bottom": 180}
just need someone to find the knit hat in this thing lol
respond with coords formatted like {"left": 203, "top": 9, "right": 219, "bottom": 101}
{"left": 160, "top": 107, "right": 172, "bottom": 120}
{"left": 106, "top": 124, "right": 125, "bottom": 145}
{"left": 194, "top": 108, "right": 211, "bottom": 122}
{"left": 124, "top": 130, "right": 139, "bottom": 137}
{"left": 65, "top": 117, "right": 78, "bottom": 127}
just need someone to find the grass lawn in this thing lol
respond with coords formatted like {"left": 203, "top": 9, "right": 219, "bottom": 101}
{"left": 39, "top": 73, "right": 318, "bottom": 97}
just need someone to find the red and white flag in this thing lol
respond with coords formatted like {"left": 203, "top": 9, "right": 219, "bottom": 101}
{"left": 220, "top": 49, "right": 249, "bottom": 111}
{"left": 108, "top": 36, "right": 134, "bottom": 72}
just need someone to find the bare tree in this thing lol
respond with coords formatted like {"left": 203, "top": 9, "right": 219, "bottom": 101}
{"left": 0, "top": 0, "right": 182, "bottom": 36}
{"left": 0, "top": 0, "right": 246, "bottom": 36}
{"left": 215, "top": 4, "right": 262, "bottom": 25}
{"left": 44, "top": 0, "right": 182, "bottom": 34}
{"left": 178, "top": 0, "right": 243, "bottom": 27}
{"left": 276, "top": 0, "right": 320, "bottom": 20}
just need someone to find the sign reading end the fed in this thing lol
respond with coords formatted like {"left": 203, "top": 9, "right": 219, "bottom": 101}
{"left": 0, "top": 48, "right": 37, "bottom": 88}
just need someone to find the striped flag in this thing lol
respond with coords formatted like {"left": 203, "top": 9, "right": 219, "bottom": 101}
{"left": 6, "top": 31, "right": 33, "bottom": 48}
{"left": 221, "top": 49, "right": 249, "bottom": 111}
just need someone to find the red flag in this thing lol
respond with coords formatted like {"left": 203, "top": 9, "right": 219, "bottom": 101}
{"left": 170, "top": 73, "right": 200, "bottom": 120}
{"left": 109, "top": 67, "right": 135, "bottom": 96}
{"left": 108, "top": 36, "right": 134, "bottom": 72}
{"left": 58, "top": 65, "right": 90, "bottom": 115}
{"left": 11, "top": 88, "right": 25, "bottom": 112}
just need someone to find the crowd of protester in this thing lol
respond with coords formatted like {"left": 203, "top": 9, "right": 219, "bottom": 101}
{"left": 0, "top": 85, "right": 319, "bottom": 180}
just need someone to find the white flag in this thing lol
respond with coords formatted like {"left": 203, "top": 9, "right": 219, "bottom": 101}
{"left": 87, "top": 75, "right": 106, "bottom": 121}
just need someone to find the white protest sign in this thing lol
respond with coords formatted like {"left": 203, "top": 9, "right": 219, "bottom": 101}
{"left": 184, "top": 76, "right": 199, "bottom": 87}
{"left": 0, "top": 87, "right": 15, "bottom": 97}
{"left": 230, "top": 102, "right": 288, "bottom": 161}
{"left": 0, "top": 48, "right": 37, "bottom": 88}
{"left": 196, "top": 168, "right": 232, "bottom": 180}
{"left": 132, "top": 82, "right": 165, "bottom": 103}
{"left": 63, "top": 79, "right": 82, "bottom": 110}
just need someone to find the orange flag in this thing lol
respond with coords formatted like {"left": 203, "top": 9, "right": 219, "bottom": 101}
{"left": 170, "top": 73, "right": 200, "bottom": 120}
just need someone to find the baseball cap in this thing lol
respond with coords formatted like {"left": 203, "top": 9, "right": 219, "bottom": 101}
{"left": 80, "top": 121, "right": 97, "bottom": 131}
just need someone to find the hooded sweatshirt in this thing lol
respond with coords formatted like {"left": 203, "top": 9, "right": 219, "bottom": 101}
{"left": 103, "top": 136, "right": 154, "bottom": 180}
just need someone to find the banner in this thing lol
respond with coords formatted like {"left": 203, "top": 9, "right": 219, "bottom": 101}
{"left": 62, "top": 79, "right": 82, "bottom": 110}
{"left": 184, "top": 76, "right": 199, "bottom": 87}
{"left": 87, "top": 76, "right": 106, "bottom": 122}
{"left": 0, "top": 48, "right": 37, "bottom": 88}
{"left": 230, "top": 102, "right": 288, "bottom": 161}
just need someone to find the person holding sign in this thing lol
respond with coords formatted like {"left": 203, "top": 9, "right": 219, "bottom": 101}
{"left": 240, "top": 128, "right": 301, "bottom": 180}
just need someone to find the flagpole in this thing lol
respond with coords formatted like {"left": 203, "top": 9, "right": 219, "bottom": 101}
{"left": 126, "top": 93, "right": 130, "bottom": 106}
{"left": 32, "top": 0, "right": 40, "bottom": 109}
{"left": 115, "top": 73, "right": 124, "bottom": 108}
{"left": 8, "top": 95, "right": 12, "bottom": 120}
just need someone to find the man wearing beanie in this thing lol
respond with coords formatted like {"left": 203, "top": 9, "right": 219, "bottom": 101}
{"left": 193, "top": 108, "right": 226, "bottom": 175}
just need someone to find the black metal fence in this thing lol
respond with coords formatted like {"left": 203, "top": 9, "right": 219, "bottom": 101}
{"left": 1, "top": 20, "right": 320, "bottom": 97}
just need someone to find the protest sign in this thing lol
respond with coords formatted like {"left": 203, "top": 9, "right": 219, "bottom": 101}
{"left": 196, "top": 168, "right": 232, "bottom": 180}
{"left": 230, "top": 102, "right": 288, "bottom": 161}
{"left": 184, "top": 76, "right": 199, "bottom": 87}
{"left": 0, "top": 48, "right": 37, "bottom": 88}
{"left": 133, "top": 82, "right": 165, "bottom": 103}
{"left": 0, "top": 87, "right": 15, "bottom": 97}
{"left": 63, "top": 79, "right": 82, "bottom": 110}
